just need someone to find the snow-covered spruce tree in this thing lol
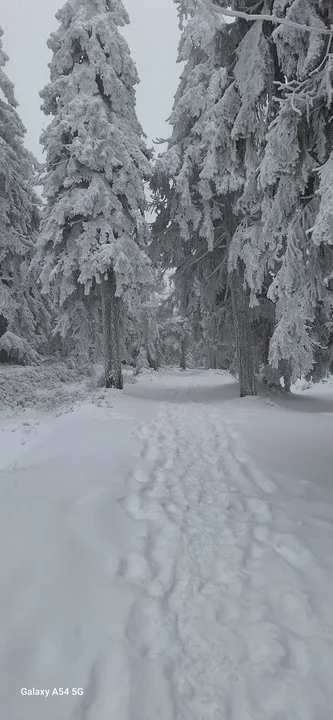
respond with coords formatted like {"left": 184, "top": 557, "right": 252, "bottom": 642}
{"left": 151, "top": 1, "right": 234, "bottom": 377}
{"left": 36, "top": 0, "right": 153, "bottom": 388}
{"left": 122, "top": 282, "right": 160, "bottom": 371}
{"left": 178, "top": 0, "right": 333, "bottom": 389}
{"left": 257, "top": 0, "right": 333, "bottom": 382}
{"left": 153, "top": 0, "right": 282, "bottom": 395}
{"left": 193, "top": 0, "right": 333, "bottom": 388}
{"left": 0, "top": 28, "right": 50, "bottom": 364}
{"left": 156, "top": 287, "right": 193, "bottom": 369}
{"left": 156, "top": 1, "right": 333, "bottom": 389}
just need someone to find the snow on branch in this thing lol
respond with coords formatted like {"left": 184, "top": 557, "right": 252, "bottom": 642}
{"left": 210, "top": 5, "right": 333, "bottom": 36}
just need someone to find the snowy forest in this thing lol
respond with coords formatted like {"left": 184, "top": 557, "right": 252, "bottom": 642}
{"left": 2, "top": 3, "right": 333, "bottom": 718}
{"left": 1, "top": 0, "right": 333, "bottom": 396}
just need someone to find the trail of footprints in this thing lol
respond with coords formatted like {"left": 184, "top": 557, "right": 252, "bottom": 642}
{"left": 118, "top": 403, "right": 325, "bottom": 719}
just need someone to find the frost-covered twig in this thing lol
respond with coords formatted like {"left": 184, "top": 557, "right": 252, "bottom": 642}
{"left": 209, "top": 4, "right": 333, "bottom": 36}
{"left": 154, "top": 137, "right": 169, "bottom": 145}
{"left": 14, "top": 234, "right": 34, "bottom": 250}
{"left": 290, "top": 93, "right": 302, "bottom": 116}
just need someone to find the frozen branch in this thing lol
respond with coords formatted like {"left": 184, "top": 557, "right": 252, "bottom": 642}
{"left": 13, "top": 230, "right": 35, "bottom": 249}
{"left": 210, "top": 4, "right": 333, "bottom": 36}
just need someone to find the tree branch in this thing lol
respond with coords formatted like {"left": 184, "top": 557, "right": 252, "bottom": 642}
{"left": 210, "top": 5, "right": 333, "bottom": 36}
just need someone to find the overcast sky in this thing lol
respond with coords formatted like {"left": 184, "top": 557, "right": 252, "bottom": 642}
{"left": 1, "top": 0, "right": 181, "bottom": 160}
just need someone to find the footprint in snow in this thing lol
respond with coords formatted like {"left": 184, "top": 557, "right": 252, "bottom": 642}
{"left": 273, "top": 533, "right": 314, "bottom": 569}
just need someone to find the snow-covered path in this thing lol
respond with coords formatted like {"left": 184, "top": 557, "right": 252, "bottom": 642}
{"left": 122, "top": 395, "right": 333, "bottom": 719}
{"left": 1, "top": 370, "right": 333, "bottom": 719}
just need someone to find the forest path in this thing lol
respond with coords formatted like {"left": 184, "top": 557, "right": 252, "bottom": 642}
{"left": 1, "top": 370, "right": 333, "bottom": 719}
{"left": 121, "top": 382, "right": 333, "bottom": 720}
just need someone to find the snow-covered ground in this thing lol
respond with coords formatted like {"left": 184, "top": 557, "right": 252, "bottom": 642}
{"left": 1, "top": 368, "right": 333, "bottom": 719}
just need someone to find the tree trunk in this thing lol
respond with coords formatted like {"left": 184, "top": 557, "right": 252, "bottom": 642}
{"left": 142, "top": 309, "right": 158, "bottom": 370}
{"left": 180, "top": 336, "right": 187, "bottom": 371}
{"left": 208, "top": 347, "right": 217, "bottom": 369}
{"left": 101, "top": 270, "right": 123, "bottom": 389}
{"left": 231, "top": 262, "right": 257, "bottom": 397}
{"left": 0, "top": 315, "right": 8, "bottom": 339}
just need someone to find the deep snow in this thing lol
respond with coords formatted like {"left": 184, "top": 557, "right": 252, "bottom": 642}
{"left": 1, "top": 369, "right": 333, "bottom": 719}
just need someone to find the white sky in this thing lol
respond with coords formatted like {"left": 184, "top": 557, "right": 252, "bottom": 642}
{"left": 1, "top": 0, "right": 181, "bottom": 160}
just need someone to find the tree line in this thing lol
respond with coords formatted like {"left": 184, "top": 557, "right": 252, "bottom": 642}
{"left": 1, "top": 0, "right": 333, "bottom": 395}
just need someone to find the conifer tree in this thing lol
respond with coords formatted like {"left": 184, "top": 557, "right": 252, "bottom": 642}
{"left": 0, "top": 28, "right": 49, "bottom": 363}
{"left": 155, "top": 0, "right": 333, "bottom": 390}
{"left": 153, "top": 0, "right": 278, "bottom": 396}
{"left": 36, "top": 0, "right": 153, "bottom": 387}
{"left": 152, "top": 0, "right": 232, "bottom": 371}
{"left": 257, "top": 0, "right": 333, "bottom": 380}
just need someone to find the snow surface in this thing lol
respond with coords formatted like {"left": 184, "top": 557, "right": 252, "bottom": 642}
{"left": 1, "top": 368, "right": 333, "bottom": 719}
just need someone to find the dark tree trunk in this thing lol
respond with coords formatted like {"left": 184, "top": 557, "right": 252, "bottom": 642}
{"left": 208, "top": 348, "right": 217, "bottom": 369}
{"left": 223, "top": 195, "right": 256, "bottom": 397}
{"left": 180, "top": 336, "right": 187, "bottom": 371}
{"left": 142, "top": 310, "right": 159, "bottom": 371}
{"left": 231, "top": 262, "right": 257, "bottom": 397}
{"left": 0, "top": 315, "right": 8, "bottom": 339}
{"left": 101, "top": 270, "right": 123, "bottom": 389}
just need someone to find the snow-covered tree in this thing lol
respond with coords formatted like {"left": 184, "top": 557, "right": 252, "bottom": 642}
{"left": 152, "top": 1, "right": 228, "bottom": 366}
{"left": 156, "top": 0, "right": 333, "bottom": 390}
{"left": 257, "top": 0, "right": 333, "bottom": 380}
{"left": 36, "top": 0, "right": 153, "bottom": 387}
{"left": 122, "top": 283, "right": 160, "bottom": 371}
{"left": 0, "top": 27, "right": 50, "bottom": 364}
{"left": 155, "top": 288, "right": 191, "bottom": 369}
{"left": 152, "top": 0, "right": 280, "bottom": 395}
